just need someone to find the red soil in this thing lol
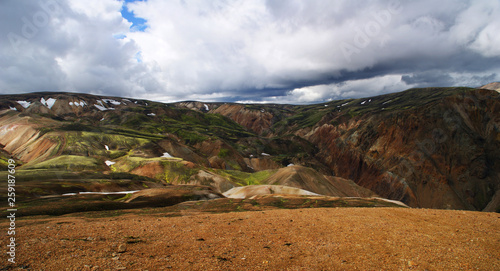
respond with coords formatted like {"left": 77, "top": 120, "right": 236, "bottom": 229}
{"left": 1, "top": 207, "right": 498, "bottom": 270}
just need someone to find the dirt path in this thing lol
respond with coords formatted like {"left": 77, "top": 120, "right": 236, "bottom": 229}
{"left": 1, "top": 207, "right": 499, "bottom": 270}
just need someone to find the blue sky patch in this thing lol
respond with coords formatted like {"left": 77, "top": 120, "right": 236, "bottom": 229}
{"left": 121, "top": 0, "right": 148, "bottom": 32}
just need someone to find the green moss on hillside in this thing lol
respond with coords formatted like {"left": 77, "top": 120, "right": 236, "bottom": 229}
{"left": 22, "top": 155, "right": 104, "bottom": 171}
{"left": 216, "top": 169, "right": 277, "bottom": 186}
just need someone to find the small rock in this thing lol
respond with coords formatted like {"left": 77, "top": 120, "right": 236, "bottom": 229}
{"left": 117, "top": 244, "right": 127, "bottom": 253}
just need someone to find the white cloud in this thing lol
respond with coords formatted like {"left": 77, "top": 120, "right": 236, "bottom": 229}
{"left": 0, "top": 0, "right": 499, "bottom": 103}
{"left": 238, "top": 74, "right": 411, "bottom": 104}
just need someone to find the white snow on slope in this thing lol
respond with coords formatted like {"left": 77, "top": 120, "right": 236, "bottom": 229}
{"left": 102, "top": 99, "right": 121, "bottom": 105}
{"left": 41, "top": 98, "right": 57, "bottom": 109}
{"left": 161, "top": 152, "right": 173, "bottom": 158}
{"left": 9, "top": 106, "right": 17, "bottom": 111}
{"left": 204, "top": 104, "right": 209, "bottom": 111}
{"left": 17, "top": 101, "right": 31, "bottom": 108}
{"left": 105, "top": 145, "right": 109, "bottom": 151}
{"left": 63, "top": 191, "right": 138, "bottom": 196}
{"left": 69, "top": 101, "right": 87, "bottom": 107}
{"left": 105, "top": 160, "right": 116, "bottom": 166}
{"left": 94, "top": 104, "right": 108, "bottom": 111}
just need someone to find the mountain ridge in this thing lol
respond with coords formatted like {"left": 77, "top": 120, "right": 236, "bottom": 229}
{"left": 1, "top": 85, "right": 499, "bottom": 212}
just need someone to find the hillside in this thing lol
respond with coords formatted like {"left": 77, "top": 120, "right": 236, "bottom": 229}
{"left": 2, "top": 208, "right": 498, "bottom": 270}
{"left": 0, "top": 86, "right": 499, "bottom": 213}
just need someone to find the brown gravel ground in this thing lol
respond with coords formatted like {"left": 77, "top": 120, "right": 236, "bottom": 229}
{"left": 1, "top": 207, "right": 499, "bottom": 270}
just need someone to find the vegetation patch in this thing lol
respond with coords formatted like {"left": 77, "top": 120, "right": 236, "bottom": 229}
{"left": 162, "top": 160, "right": 199, "bottom": 184}
{"left": 22, "top": 155, "right": 104, "bottom": 171}
{"left": 216, "top": 169, "right": 277, "bottom": 186}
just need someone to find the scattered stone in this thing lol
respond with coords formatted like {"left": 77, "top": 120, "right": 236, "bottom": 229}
{"left": 408, "top": 260, "right": 417, "bottom": 267}
{"left": 117, "top": 244, "right": 127, "bottom": 253}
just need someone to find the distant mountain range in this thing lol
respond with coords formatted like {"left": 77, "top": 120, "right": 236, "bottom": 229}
{"left": 1, "top": 83, "right": 499, "bottom": 213}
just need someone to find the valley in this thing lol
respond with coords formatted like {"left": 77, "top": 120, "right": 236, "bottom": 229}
{"left": 1, "top": 86, "right": 499, "bottom": 213}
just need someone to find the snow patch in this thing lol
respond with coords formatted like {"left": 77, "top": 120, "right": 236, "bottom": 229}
{"left": 94, "top": 101, "right": 114, "bottom": 110}
{"left": 17, "top": 101, "right": 31, "bottom": 108}
{"left": 94, "top": 104, "right": 108, "bottom": 111}
{"left": 105, "top": 160, "right": 116, "bottom": 166}
{"left": 100, "top": 117, "right": 105, "bottom": 121}
{"left": 372, "top": 197, "right": 409, "bottom": 207}
{"left": 105, "top": 145, "right": 109, "bottom": 151}
{"left": 62, "top": 193, "right": 77, "bottom": 196}
{"left": 341, "top": 102, "right": 350, "bottom": 107}
{"left": 261, "top": 153, "right": 271, "bottom": 156}
{"left": 287, "top": 163, "right": 295, "bottom": 167}
{"left": 204, "top": 104, "right": 209, "bottom": 111}
{"left": 382, "top": 99, "right": 392, "bottom": 105}
{"left": 360, "top": 100, "right": 366, "bottom": 105}
{"left": 102, "top": 99, "right": 121, "bottom": 106}
{"left": 9, "top": 106, "right": 17, "bottom": 111}
{"left": 70, "top": 101, "right": 86, "bottom": 107}
{"left": 147, "top": 113, "right": 156, "bottom": 116}
{"left": 40, "top": 98, "right": 57, "bottom": 109}
{"left": 161, "top": 152, "right": 173, "bottom": 158}
{"left": 63, "top": 191, "right": 138, "bottom": 196}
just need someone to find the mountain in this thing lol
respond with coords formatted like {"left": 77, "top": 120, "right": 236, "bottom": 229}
{"left": 480, "top": 82, "right": 500, "bottom": 92}
{"left": 1, "top": 85, "right": 499, "bottom": 213}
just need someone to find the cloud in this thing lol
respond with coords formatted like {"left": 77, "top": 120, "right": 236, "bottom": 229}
{"left": 237, "top": 74, "right": 411, "bottom": 104}
{"left": 0, "top": 0, "right": 499, "bottom": 103}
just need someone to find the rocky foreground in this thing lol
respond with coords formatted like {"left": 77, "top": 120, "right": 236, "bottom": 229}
{"left": 2, "top": 207, "right": 498, "bottom": 270}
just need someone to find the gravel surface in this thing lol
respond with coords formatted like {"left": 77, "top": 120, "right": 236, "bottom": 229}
{"left": 1, "top": 207, "right": 499, "bottom": 270}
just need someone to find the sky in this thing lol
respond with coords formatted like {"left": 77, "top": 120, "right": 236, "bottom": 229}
{"left": 0, "top": 0, "right": 499, "bottom": 104}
